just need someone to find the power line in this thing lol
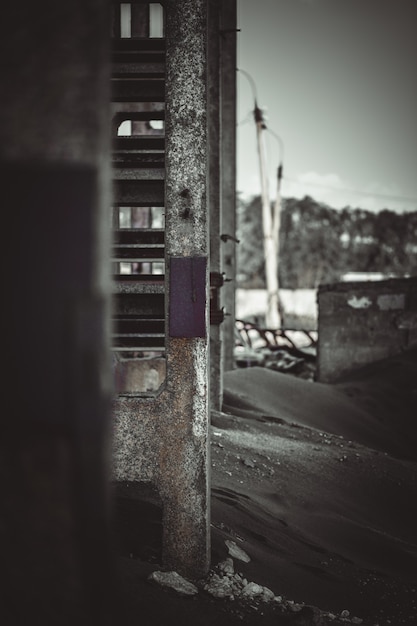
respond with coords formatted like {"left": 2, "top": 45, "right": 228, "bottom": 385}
{"left": 236, "top": 65, "right": 416, "bottom": 207}
{"left": 237, "top": 111, "right": 253, "bottom": 126}
{"left": 283, "top": 177, "right": 417, "bottom": 204}
{"left": 237, "top": 68, "right": 258, "bottom": 104}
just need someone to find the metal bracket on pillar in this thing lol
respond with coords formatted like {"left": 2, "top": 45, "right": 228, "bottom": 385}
{"left": 210, "top": 271, "right": 225, "bottom": 325}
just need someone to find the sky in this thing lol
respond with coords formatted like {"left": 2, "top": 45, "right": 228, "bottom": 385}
{"left": 236, "top": 0, "right": 417, "bottom": 212}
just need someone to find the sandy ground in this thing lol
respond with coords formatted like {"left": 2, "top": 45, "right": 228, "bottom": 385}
{"left": 113, "top": 348, "right": 417, "bottom": 626}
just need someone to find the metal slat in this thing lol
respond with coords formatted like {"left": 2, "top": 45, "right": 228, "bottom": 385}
{"left": 112, "top": 335, "right": 165, "bottom": 348}
{"left": 113, "top": 229, "right": 164, "bottom": 245}
{"left": 113, "top": 136, "right": 164, "bottom": 151}
{"left": 113, "top": 317, "right": 164, "bottom": 334}
{"left": 113, "top": 179, "right": 164, "bottom": 205}
{"left": 113, "top": 62, "right": 165, "bottom": 74}
{"left": 112, "top": 228, "right": 165, "bottom": 261}
{"left": 113, "top": 275, "right": 165, "bottom": 286}
{"left": 113, "top": 293, "right": 165, "bottom": 316}
{"left": 112, "top": 38, "right": 166, "bottom": 53}
{"left": 112, "top": 168, "right": 164, "bottom": 181}
{"left": 112, "top": 250, "right": 164, "bottom": 261}
{"left": 111, "top": 77, "right": 165, "bottom": 102}
{"left": 112, "top": 155, "right": 165, "bottom": 171}
{"left": 112, "top": 346, "right": 165, "bottom": 353}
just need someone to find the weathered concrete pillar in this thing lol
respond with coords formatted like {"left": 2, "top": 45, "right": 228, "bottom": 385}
{"left": 112, "top": 0, "right": 211, "bottom": 579}
{"left": 220, "top": 0, "right": 238, "bottom": 372}
{"left": 163, "top": 0, "right": 211, "bottom": 577}
{"left": 0, "top": 2, "right": 113, "bottom": 624}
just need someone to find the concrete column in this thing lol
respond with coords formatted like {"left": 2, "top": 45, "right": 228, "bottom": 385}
{"left": 112, "top": 0, "right": 211, "bottom": 580}
{"left": 0, "top": 2, "right": 113, "bottom": 624}
{"left": 220, "top": 0, "right": 238, "bottom": 372}
{"left": 208, "top": 0, "right": 223, "bottom": 411}
{"left": 163, "top": 0, "right": 211, "bottom": 578}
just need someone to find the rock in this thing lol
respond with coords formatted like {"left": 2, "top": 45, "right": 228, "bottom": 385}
{"left": 217, "top": 557, "right": 234, "bottom": 575}
{"left": 290, "top": 606, "right": 326, "bottom": 625}
{"left": 261, "top": 586, "right": 275, "bottom": 602}
{"left": 204, "top": 574, "right": 235, "bottom": 599}
{"left": 148, "top": 571, "right": 198, "bottom": 596}
{"left": 225, "top": 539, "right": 251, "bottom": 562}
{"left": 241, "top": 582, "right": 264, "bottom": 598}
{"left": 340, "top": 609, "right": 350, "bottom": 618}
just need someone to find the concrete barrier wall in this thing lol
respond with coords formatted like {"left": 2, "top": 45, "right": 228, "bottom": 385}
{"left": 317, "top": 277, "right": 417, "bottom": 382}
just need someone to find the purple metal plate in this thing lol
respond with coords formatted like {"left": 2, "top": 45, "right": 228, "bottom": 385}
{"left": 169, "top": 256, "right": 207, "bottom": 338}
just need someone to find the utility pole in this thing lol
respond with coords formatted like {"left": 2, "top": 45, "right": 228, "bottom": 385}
{"left": 272, "top": 131, "right": 284, "bottom": 324}
{"left": 254, "top": 103, "right": 281, "bottom": 329}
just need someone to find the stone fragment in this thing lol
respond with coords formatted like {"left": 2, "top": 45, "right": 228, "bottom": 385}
{"left": 148, "top": 571, "right": 198, "bottom": 596}
{"left": 217, "top": 557, "right": 234, "bottom": 575}
{"left": 225, "top": 539, "right": 251, "bottom": 562}
{"left": 204, "top": 574, "right": 234, "bottom": 599}
{"left": 261, "top": 587, "right": 275, "bottom": 602}
{"left": 291, "top": 606, "right": 326, "bottom": 625}
{"left": 241, "top": 582, "right": 264, "bottom": 597}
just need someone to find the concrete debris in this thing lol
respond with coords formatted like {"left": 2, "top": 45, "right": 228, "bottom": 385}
{"left": 203, "top": 558, "right": 280, "bottom": 604}
{"left": 148, "top": 571, "right": 198, "bottom": 596}
{"left": 241, "top": 582, "right": 264, "bottom": 597}
{"left": 261, "top": 586, "right": 276, "bottom": 602}
{"left": 150, "top": 562, "right": 364, "bottom": 625}
{"left": 201, "top": 558, "right": 365, "bottom": 625}
{"left": 217, "top": 557, "right": 234, "bottom": 575}
{"left": 203, "top": 573, "right": 236, "bottom": 599}
{"left": 290, "top": 605, "right": 326, "bottom": 625}
{"left": 225, "top": 539, "right": 251, "bottom": 562}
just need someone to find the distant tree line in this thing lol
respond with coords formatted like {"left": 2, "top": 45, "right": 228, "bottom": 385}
{"left": 236, "top": 195, "right": 417, "bottom": 289}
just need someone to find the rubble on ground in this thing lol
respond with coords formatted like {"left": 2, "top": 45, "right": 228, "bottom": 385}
{"left": 149, "top": 553, "right": 364, "bottom": 624}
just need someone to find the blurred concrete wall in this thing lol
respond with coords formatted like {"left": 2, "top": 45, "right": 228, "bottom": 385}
{"left": 1, "top": 2, "right": 114, "bottom": 624}
{"left": 317, "top": 277, "right": 417, "bottom": 382}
